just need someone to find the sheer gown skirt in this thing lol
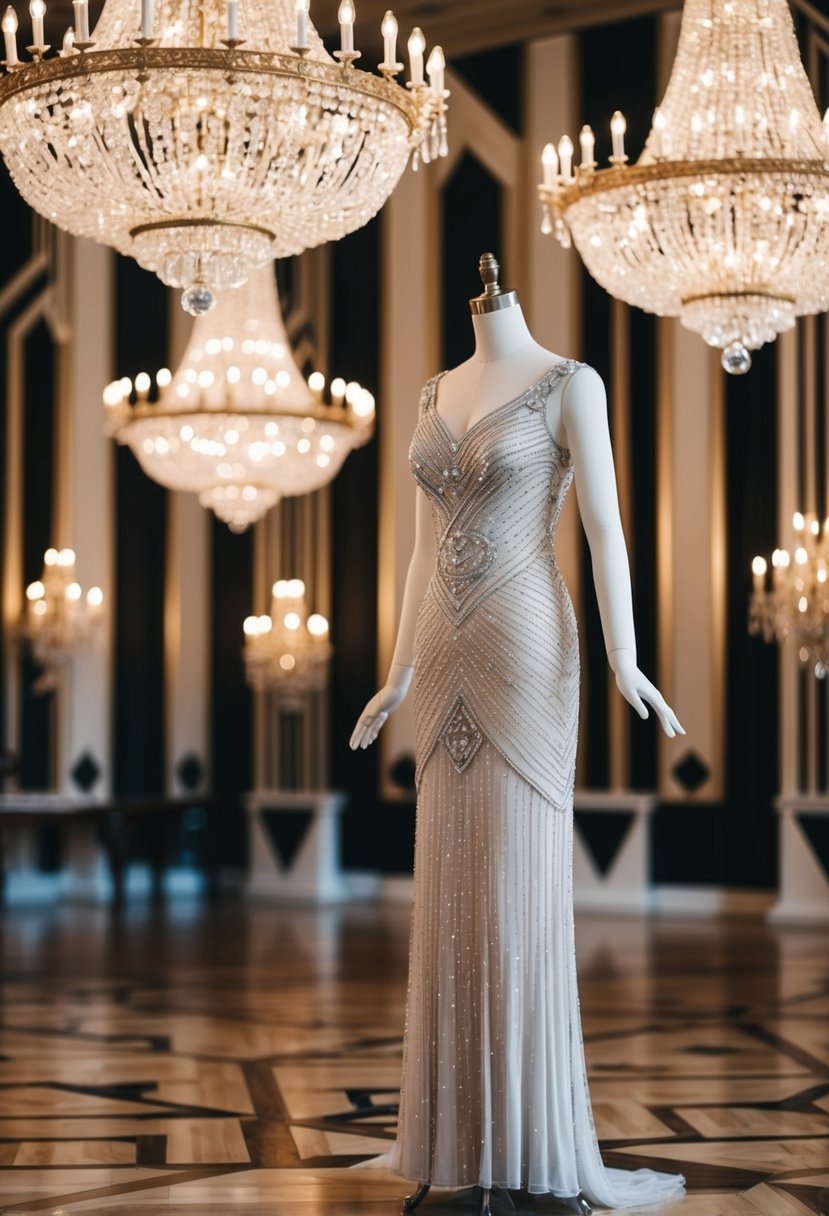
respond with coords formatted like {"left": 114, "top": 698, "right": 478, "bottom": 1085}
{"left": 392, "top": 741, "right": 585, "bottom": 1196}
{"left": 389, "top": 744, "right": 686, "bottom": 1208}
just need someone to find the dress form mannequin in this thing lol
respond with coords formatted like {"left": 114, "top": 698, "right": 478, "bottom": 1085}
{"left": 351, "top": 254, "right": 683, "bottom": 749}
{"left": 350, "top": 255, "right": 684, "bottom": 1216}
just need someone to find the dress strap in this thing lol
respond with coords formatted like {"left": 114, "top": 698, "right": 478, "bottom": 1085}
{"left": 418, "top": 373, "right": 442, "bottom": 417}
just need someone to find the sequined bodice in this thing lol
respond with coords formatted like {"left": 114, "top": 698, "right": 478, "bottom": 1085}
{"left": 410, "top": 362, "right": 582, "bottom": 625}
{"left": 410, "top": 360, "right": 585, "bottom": 807}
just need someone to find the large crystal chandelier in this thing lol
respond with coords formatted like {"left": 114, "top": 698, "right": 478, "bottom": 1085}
{"left": 21, "top": 548, "right": 104, "bottom": 687}
{"left": 750, "top": 512, "right": 829, "bottom": 677}
{"left": 538, "top": 0, "right": 829, "bottom": 374}
{"left": 104, "top": 263, "right": 374, "bottom": 530}
{"left": 0, "top": 0, "right": 449, "bottom": 314}
{"left": 243, "top": 578, "right": 331, "bottom": 702}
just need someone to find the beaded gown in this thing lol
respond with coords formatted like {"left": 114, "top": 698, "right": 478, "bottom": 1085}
{"left": 388, "top": 361, "right": 685, "bottom": 1208}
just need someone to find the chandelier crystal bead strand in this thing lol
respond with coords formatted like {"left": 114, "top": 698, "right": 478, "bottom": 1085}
{"left": 538, "top": 0, "right": 829, "bottom": 374}
{"left": 0, "top": 0, "right": 449, "bottom": 315}
{"left": 104, "top": 263, "right": 374, "bottom": 531}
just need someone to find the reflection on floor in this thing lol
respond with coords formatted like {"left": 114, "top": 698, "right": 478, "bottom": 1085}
{"left": 0, "top": 898, "right": 826, "bottom": 1214}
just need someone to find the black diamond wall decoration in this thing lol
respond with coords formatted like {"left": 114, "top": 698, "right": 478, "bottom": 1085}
{"left": 176, "top": 753, "right": 205, "bottom": 792}
{"left": 261, "top": 809, "right": 313, "bottom": 871}
{"left": 70, "top": 751, "right": 101, "bottom": 792}
{"left": 672, "top": 750, "right": 711, "bottom": 793}
{"left": 574, "top": 810, "right": 635, "bottom": 877}
{"left": 389, "top": 753, "right": 416, "bottom": 791}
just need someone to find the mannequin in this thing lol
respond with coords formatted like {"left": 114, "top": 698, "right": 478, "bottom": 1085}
{"left": 350, "top": 254, "right": 684, "bottom": 1215}
{"left": 351, "top": 255, "right": 683, "bottom": 748}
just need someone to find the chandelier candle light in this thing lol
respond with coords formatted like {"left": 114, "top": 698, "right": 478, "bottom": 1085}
{"left": 0, "top": 0, "right": 450, "bottom": 315}
{"left": 22, "top": 548, "right": 104, "bottom": 682}
{"left": 243, "top": 578, "right": 331, "bottom": 699}
{"left": 749, "top": 512, "right": 829, "bottom": 677}
{"left": 104, "top": 264, "right": 374, "bottom": 531}
{"left": 538, "top": 0, "right": 829, "bottom": 374}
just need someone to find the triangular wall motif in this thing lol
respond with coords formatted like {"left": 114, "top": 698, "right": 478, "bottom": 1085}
{"left": 261, "top": 810, "right": 314, "bottom": 871}
{"left": 574, "top": 810, "right": 635, "bottom": 877}
{"left": 796, "top": 813, "right": 829, "bottom": 882}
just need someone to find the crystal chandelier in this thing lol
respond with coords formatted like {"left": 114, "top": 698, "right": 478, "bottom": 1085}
{"left": 538, "top": 0, "right": 829, "bottom": 374}
{"left": 103, "top": 263, "right": 374, "bottom": 531}
{"left": 243, "top": 578, "right": 331, "bottom": 700}
{"left": 21, "top": 548, "right": 104, "bottom": 684}
{"left": 749, "top": 512, "right": 829, "bottom": 677}
{"left": 0, "top": 0, "right": 449, "bottom": 315}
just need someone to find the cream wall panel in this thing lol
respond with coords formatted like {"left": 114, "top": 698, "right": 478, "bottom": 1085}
{"left": 378, "top": 163, "right": 438, "bottom": 794}
{"left": 523, "top": 36, "right": 581, "bottom": 629}
{"left": 164, "top": 303, "right": 211, "bottom": 794}
{"left": 56, "top": 239, "right": 115, "bottom": 794}
{"left": 776, "top": 331, "right": 801, "bottom": 797}
{"left": 658, "top": 320, "right": 724, "bottom": 799}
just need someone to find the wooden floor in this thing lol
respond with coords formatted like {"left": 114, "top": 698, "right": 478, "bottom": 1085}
{"left": 0, "top": 896, "right": 826, "bottom": 1215}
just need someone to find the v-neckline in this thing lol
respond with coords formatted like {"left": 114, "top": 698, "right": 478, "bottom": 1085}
{"left": 430, "top": 363, "right": 566, "bottom": 449}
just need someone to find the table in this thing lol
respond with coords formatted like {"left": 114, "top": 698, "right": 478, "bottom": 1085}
{"left": 0, "top": 793, "right": 222, "bottom": 904}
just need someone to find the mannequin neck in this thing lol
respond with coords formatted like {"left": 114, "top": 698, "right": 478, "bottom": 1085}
{"left": 471, "top": 303, "right": 535, "bottom": 363}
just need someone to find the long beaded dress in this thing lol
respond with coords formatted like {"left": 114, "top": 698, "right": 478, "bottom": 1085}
{"left": 388, "top": 362, "right": 685, "bottom": 1208}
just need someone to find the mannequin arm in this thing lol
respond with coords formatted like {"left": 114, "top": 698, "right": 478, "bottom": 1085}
{"left": 349, "top": 487, "right": 435, "bottom": 750}
{"left": 562, "top": 367, "right": 684, "bottom": 739}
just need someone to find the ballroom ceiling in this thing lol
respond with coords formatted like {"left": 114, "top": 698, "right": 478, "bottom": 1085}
{"left": 327, "top": 0, "right": 680, "bottom": 55}
{"left": 47, "top": 0, "right": 681, "bottom": 58}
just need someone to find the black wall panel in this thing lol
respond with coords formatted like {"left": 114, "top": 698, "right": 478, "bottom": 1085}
{"left": 20, "top": 319, "right": 56, "bottom": 790}
{"left": 329, "top": 218, "right": 384, "bottom": 870}
{"left": 210, "top": 520, "right": 253, "bottom": 866}
{"left": 723, "top": 344, "right": 779, "bottom": 888}
{"left": 113, "top": 256, "right": 168, "bottom": 797}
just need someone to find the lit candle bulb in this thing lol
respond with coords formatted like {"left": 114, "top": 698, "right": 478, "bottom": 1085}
{"left": 307, "top": 613, "right": 328, "bottom": 637}
{"left": 793, "top": 510, "right": 805, "bottom": 533}
{"left": 331, "top": 376, "right": 346, "bottom": 407}
{"left": 751, "top": 555, "right": 767, "bottom": 591}
{"left": 610, "top": 110, "right": 626, "bottom": 161}
{"left": 134, "top": 371, "right": 151, "bottom": 401}
{"left": 28, "top": 0, "right": 44, "bottom": 47}
{"left": 294, "top": 0, "right": 309, "bottom": 50}
{"left": 71, "top": 0, "right": 88, "bottom": 42}
{"left": 407, "top": 26, "right": 424, "bottom": 85}
{"left": 338, "top": 0, "right": 354, "bottom": 54}
{"left": 59, "top": 24, "right": 74, "bottom": 53}
{"left": 308, "top": 370, "right": 325, "bottom": 401}
{"left": 426, "top": 44, "right": 444, "bottom": 96}
{"left": 141, "top": 0, "right": 152, "bottom": 39}
{"left": 2, "top": 6, "right": 19, "bottom": 64}
{"left": 651, "top": 107, "right": 666, "bottom": 157}
{"left": 541, "top": 142, "right": 558, "bottom": 187}
{"left": 579, "top": 124, "right": 595, "bottom": 168}
{"left": 380, "top": 9, "right": 397, "bottom": 68}
{"left": 557, "top": 134, "right": 573, "bottom": 180}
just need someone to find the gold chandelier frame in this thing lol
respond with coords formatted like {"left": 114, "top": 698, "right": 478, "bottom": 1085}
{"left": 0, "top": 44, "right": 426, "bottom": 130}
{"left": 540, "top": 156, "right": 829, "bottom": 209}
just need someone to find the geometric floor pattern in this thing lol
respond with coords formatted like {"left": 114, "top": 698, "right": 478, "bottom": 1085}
{"left": 0, "top": 899, "right": 827, "bottom": 1214}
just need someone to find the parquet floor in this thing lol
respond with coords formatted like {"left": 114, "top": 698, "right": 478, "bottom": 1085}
{"left": 0, "top": 898, "right": 827, "bottom": 1215}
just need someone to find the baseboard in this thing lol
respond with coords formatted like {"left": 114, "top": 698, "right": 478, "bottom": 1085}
{"left": 649, "top": 885, "right": 775, "bottom": 917}
{"left": 766, "top": 900, "right": 829, "bottom": 926}
{"left": 379, "top": 875, "right": 415, "bottom": 902}
{"left": 379, "top": 877, "right": 776, "bottom": 918}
